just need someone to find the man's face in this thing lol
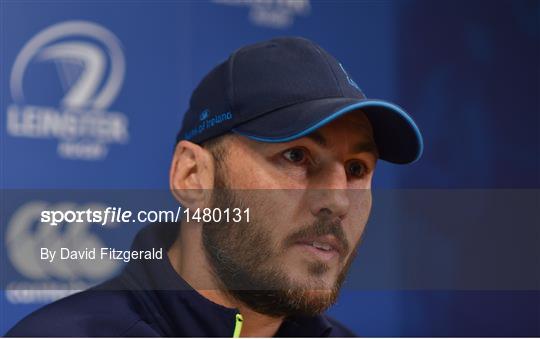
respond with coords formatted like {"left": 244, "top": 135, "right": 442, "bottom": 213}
{"left": 202, "top": 111, "right": 377, "bottom": 316}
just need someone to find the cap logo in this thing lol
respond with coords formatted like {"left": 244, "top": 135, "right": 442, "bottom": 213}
{"left": 199, "top": 109, "right": 209, "bottom": 121}
{"left": 184, "top": 109, "right": 234, "bottom": 140}
{"left": 338, "top": 63, "right": 361, "bottom": 92}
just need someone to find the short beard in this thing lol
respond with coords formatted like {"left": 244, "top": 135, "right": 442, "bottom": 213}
{"left": 201, "top": 176, "right": 359, "bottom": 317}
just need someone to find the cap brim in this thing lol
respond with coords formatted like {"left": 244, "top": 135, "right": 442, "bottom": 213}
{"left": 231, "top": 97, "right": 423, "bottom": 164}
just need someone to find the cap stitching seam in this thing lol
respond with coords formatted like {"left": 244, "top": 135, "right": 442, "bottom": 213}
{"left": 310, "top": 43, "right": 344, "bottom": 96}
{"left": 227, "top": 51, "right": 238, "bottom": 114}
{"left": 231, "top": 95, "right": 345, "bottom": 128}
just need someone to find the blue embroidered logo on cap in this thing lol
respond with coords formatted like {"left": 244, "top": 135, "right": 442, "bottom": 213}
{"left": 185, "top": 110, "right": 234, "bottom": 140}
{"left": 199, "top": 109, "right": 209, "bottom": 121}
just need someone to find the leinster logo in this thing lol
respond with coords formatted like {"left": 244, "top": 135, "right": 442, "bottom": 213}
{"left": 6, "top": 21, "right": 129, "bottom": 160}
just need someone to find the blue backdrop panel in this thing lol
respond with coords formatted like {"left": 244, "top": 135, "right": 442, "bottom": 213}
{"left": 1, "top": 0, "right": 539, "bottom": 336}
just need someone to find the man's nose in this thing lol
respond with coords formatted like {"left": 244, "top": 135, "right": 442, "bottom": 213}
{"left": 308, "top": 163, "right": 350, "bottom": 219}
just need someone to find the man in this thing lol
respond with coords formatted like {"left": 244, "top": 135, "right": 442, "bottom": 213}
{"left": 7, "top": 37, "right": 422, "bottom": 337}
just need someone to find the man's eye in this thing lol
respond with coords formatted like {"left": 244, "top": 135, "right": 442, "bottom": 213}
{"left": 282, "top": 148, "right": 307, "bottom": 164}
{"left": 347, "top": 161, "right": 367, "bottom": 178}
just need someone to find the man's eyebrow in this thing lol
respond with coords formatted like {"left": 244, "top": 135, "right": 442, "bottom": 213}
{"left": 306, "top": 131, "right": 327, "bottom": 147}
{"left": 306, "top": 130, "right": 378, "bottom": 156}
{"left": 352, "top": 141, "right": 379, "bottom": 156}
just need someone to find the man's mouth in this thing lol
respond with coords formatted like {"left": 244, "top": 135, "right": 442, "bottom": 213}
{"left": 294, "top": 235, "right": 344, "bottom": 262}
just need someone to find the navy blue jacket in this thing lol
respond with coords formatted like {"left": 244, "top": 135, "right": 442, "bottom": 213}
{"left": 6, "top": 222, "right": 356, "bottom": 337}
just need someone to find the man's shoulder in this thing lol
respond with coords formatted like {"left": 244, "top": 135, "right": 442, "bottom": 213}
{"left": 5, "top": 280, "right": 157, "bottom": 337}
{"left": 325, "top": 315, "right": 357, "bottom": 337}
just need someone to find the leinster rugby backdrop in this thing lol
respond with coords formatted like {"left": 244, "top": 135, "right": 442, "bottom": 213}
{"left": 1, "top": 0, "right": 539, "bottom": 336}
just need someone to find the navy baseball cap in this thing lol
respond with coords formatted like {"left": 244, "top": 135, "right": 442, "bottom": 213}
{"left": 177, "top": 37, "right": 423, "bottom": 164}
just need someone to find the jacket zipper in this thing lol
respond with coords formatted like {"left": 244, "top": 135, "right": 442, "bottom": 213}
{"left": 232, "top": 313, "right": 243, "bottom": 337}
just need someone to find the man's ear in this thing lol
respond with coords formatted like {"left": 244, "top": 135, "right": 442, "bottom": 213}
{"left": 169, "top": 140, "right": 215, "bottom": 208}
